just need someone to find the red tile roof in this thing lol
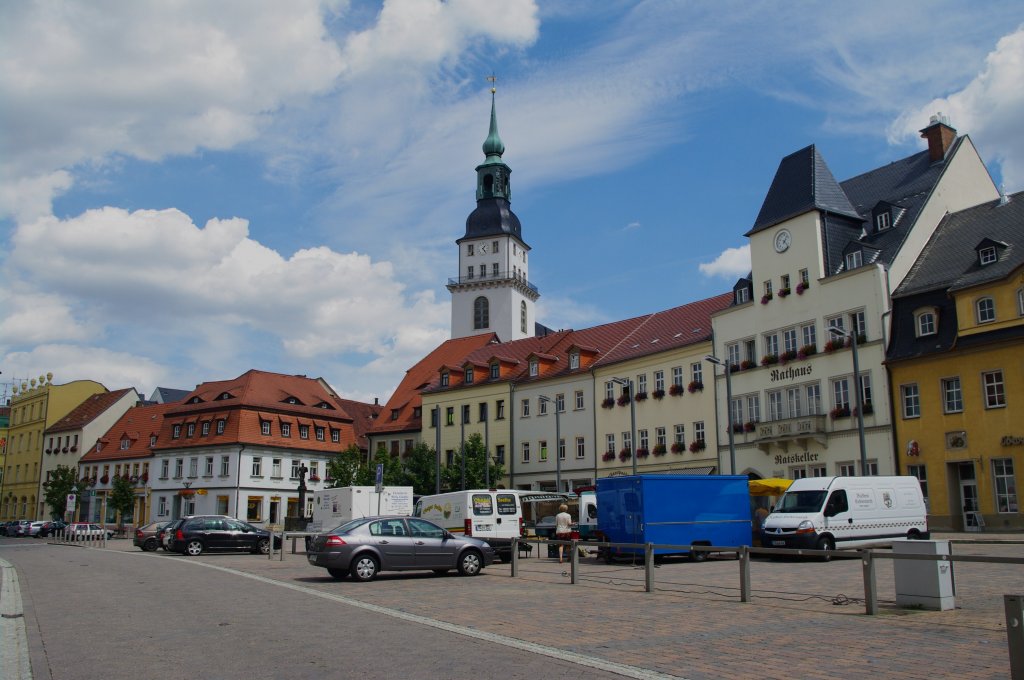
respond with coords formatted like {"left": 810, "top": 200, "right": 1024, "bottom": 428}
{"left": 45, "top": 388, "right": 137, "bottom": 434}
{"left": 153, "top": 369, "right": 359, "bottom": 452}
{"left": 368, "top": 334, "right": 498, "bottom": 436}
{"left": 80, "top": 400, "right": 181, "bottom": 463}
{"left": 331, "top": 397, "right": 383, "bottom": 451}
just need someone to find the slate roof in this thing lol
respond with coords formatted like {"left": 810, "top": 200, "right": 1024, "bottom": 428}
{"left": 367, "top": 334, "right": 499, "bottom": 436}
{"left": 80, "top": 401, "right": 181, "bottom": 463}
{"left": 44, "top": 388, "right": 137, "bottom": 434}
{"left": 148, "top": 387, "right": 190, "bottom": 404}
{"left": 153, "top": 369, "right": 359, "bottom": 452}
{"left": 747, "top": 137, "right": 965, "bottom": 278}
{"left": 461, "top": 198, "right": 526, "bottom": 245}
{"left": 895, "top": 191, "right": 1024, "bottom": 297}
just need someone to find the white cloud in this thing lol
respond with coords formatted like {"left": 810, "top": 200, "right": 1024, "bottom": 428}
{"left": 0, "top": 0, "right": 345, "bottom": 219}
{"left": 623, "top": 221, "right": 641, "bottom": 231}
{"left": 698, "top": 245, "right": 750, "bottom": 280}
{"left": 888, "top": 25, "right": 1024, "bottom": 190}
{"left": 1, "top": 344, "right": 170, "bottom": 395}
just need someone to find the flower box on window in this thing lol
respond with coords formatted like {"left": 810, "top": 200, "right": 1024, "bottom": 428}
{"left": 130, "top": 475, "right": 139, "bottom": 483}
{"left": 309, "top": 474, "right": 321, "bottom": 482}
{"left": 798, "top": 344, "right": 816, "bottom": 359}
{"left": 634, "top": 391, "right": 648, "bottom": 402}
{"left": 744, "top": 421, "right": 757, "bottom": 433}
{"left": 670, "top": 442, "right": 685, "bottom": 454}
{"left": 687, "top": 380, "right": 704, "bottom": 394}
{"left": 652, "top": 444, "right": 667, "bottom": 456}
{"left": 761, "top": 293, "right": 773, "bottom": 305}
{"left": 618, "top": 449, "right": 632, "bottom": 462}
{"left": 853, "top": 403, "right": 874, "bottom": 416}
{"left": 45, "top": 448, "right": 52, "bottom": 454}
{"left": 830, "top": 406, "right": 851, "bottom": 420}
{"left": 601, "top": 398, "right": 616, "bottom": 409}
{"left": 760, "top": 354, "right": 779, "bottom": 366}
{"left": 669, "top": 384, "right": 685, "bottom": 396}
{"left": 689, "top": 440, "right": 706, "bottom": 453}
{"left": 636, "top": 447, "right": 650, "bottom": 459}
{"left": 652, "top": 389, "right": 665, "bottom": 400}
{"left": 778, "top": 287, "right": 791, "bottom": 298}
{"left": 740, "top": 359, "right": 755, "bottom": 371}
{"left": 100, "top": 475, "right": 109, "bottom": 484}
{"left": 141, "top": 472, "right": 149, "bottom": 483}
{"left": 731, "top": 423, "right": 744, "bottom": 434}
{"left": 824, "top": 339, "right": 845, "bottom": 353}
{"left": 88, "top": 477, "right": 97, "bottom": 486}
{"left": 780, "top": 350, "right": 798, "bottom": 364}
{"left": 796, "top": 281, "right": 809, "bottom": 295}
{"left": 70, "top": 445, "right": 78, "bottom": 452}
{"left": 62, "top": 447, "right": 69, "bottom": 453}
{"left": 617, "top": 394, "right": 631, "bottom": 407}
{"left": 602, "top": 451, "right": 615, "bottom": 462}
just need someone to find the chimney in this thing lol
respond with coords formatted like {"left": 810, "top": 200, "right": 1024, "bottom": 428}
{"left": 374, "top": 397, "right": 379, "bottom": 406}
{"left": 919, "top": 113, "right": 956, "bottom": 162}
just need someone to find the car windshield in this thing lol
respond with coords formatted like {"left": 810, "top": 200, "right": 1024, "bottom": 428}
{"left": 331, "top": 518, "right": 372, "bottom": 534}
{"left": 774, "top": 490, "right": 827, "bottom": 513}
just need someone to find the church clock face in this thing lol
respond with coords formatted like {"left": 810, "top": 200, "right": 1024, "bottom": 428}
{"left": 774, "top": 229, "right": 792, "bottom": 253}
{"left": 479, "top": 243, "right": 489, "bottom": 254}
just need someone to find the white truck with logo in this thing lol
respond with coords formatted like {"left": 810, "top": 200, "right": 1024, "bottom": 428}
{"left": 306, "top": 486, "right": 414, "bottom": 533}
{"left": 760, "top": 476, "right": 928, "bottom": 556}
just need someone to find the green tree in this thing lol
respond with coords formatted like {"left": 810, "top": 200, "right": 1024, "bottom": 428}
{"left": 359, "top": 445, "right": 408, "bottom": 487}
{"left": 109, "top": 475, "right": 135, "bottom": 528}
{"left": 325, "top": 445, "right": 364, "bottom": 487}
{"left": 41, "top": 465, "right": 87, "bottom": 520}
{"left": 403, "top": 441, "right": 439, "bottom": 496}
{"left": 441, "top": 433, "right": 505, "bottom": 491}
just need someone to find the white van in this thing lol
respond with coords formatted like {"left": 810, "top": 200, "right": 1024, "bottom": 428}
{"left": 414, "top": 490, "right": 567, "bottom": 561}
{"left": 307, "top": 486, "right": 414, "bottom": 533}
{"left": 760, "top": 476, "right": 928, "bottom": 554}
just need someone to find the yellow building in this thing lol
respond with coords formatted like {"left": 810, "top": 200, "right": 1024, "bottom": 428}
{"left": 888, "top": 192, "right": 1023, "bottom": 531}
{"left": 1, "top": 376, "right": 106, "bottom": 519}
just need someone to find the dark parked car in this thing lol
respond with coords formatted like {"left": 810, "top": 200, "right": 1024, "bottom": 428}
{"left": 7, "top": 520, "right": 33, "bottom": 537}
{"left": 306, "top": 515, "right": 496, "bottom": 581}
{"left": 134, "top": 521, "right": 171, "bottom": 551}
{"left": 37, "top": 520, "right": 67, "bottom": 537}
{"left": 168, "top": 516, "right": 278, "bottom": 556}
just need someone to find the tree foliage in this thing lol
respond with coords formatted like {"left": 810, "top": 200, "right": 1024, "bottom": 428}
{"left": 325, "top": 445, "right": 364, "bottom": 488}
{"left": 441, "top": 433, "right": 505, "bottom": 492}
{"left": 41, "top": 465, "right": 86, "bottom": 520}
{"left": 109, "top": 475, "right": 135, "bottom": 526}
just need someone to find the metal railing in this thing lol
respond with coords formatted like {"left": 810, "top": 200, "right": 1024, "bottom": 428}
{"left": 447, "top": 271, "right": 539, "bottom": 293}
{"left": 49, "top": 526, "right": 110, "bottom": 548}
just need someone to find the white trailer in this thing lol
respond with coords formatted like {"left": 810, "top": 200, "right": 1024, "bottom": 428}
{"left": 306, "top": 486, "right": 414, "bottom": 533}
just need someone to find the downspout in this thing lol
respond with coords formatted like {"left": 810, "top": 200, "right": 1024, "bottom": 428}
{"left": 234, "top": 443, "right": 246, "bottom": 520}
{"left": 880, "top": 264, "right": 900, "bottom": 474}
{"left": 590, "top": 368, "right": 598, "bottom": 484}
{"left": 509, "top": 382, "right": 515, "bottom": 489}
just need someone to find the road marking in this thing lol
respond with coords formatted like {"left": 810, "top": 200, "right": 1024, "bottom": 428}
{"left": 0, "top": 558, "right": 34, "bottom": 680}
{"left": 163, "top": 554, "right": 686, "bottom": 680}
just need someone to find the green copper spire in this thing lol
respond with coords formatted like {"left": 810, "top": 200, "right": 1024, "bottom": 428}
{"left": 482, "top": 87, "right": 505, "bottom": 161}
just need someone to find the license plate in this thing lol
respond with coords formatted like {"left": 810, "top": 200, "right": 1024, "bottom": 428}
{"left": 772, "top": 540, "right": 786, "bottom": 546}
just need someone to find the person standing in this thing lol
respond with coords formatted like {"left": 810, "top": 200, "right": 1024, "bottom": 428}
{"left": 554, "top": 504, "right": 572, "bottom": 564}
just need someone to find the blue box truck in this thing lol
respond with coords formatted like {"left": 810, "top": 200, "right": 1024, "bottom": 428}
{"left": 596, "top": 475, "right": 751, "bottom": 561}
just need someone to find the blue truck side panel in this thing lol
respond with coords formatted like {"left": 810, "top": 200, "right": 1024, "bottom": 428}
{"left": 596, "top": 475, "right": 751, "bottom": 555}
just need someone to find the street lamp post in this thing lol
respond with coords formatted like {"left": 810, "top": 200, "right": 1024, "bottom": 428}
{"left": 829, "top": 325, "right": 868, "bottom": 476}
{"left": 538, "top": 396, "right": 562, "bottom": 492}
{"left": 704, "top": 355, "right": 735, "bottom": 476}
{"left": 610, "top": 378, "right": 637, "bottom": 476}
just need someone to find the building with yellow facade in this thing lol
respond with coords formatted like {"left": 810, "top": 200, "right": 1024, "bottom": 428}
{"left": 0, "top": 376, "right": 107, "bottom": 519}
{"left": 888, "top": 191, "right": 1023, "bottom": 531}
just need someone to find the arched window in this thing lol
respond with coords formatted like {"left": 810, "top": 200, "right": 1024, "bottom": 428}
{"left": 976, "top": 297, "right": 995, "bottom": 324}
{"left": 474, "top": 296, "right": 489, "bottom": 330}
{"left": 483, "top": 174, "right": 493, "bottom": 194}
{"left": 914, "top": 308, "right": 938, "bottom": 337}
{"left": 520, "top": 301, "right": 527, "bottom": 333}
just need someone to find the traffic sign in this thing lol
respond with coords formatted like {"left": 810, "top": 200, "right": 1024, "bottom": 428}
{"left": 66, "top": 494, "right": 76, "bottom": 512}
{"left": 375, "top": 463, "right": 383, "bottom": 493}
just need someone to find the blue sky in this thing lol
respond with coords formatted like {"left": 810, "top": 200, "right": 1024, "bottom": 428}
{"left": 1, "top": 1, "right": 1022, "bottom": 404}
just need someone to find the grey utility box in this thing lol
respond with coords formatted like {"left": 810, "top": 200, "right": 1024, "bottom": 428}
{"left": 893, "top": 540, "right": 955, "bottom": 610}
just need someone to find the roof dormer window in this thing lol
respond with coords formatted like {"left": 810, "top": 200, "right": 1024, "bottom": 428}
{"left": 120, "top": 438, "right": 130, "bottom": 450}
{"left": 569, "top": 352, "right": 580, "bottom": 370}
{"left": 440, "top": 371, "right": 450, "bottom": 387}
{"left": 465, "top": 366, "right": 474, "bottom": 384}
{"left": 979, "top": 246, "right": 997, "bottom": 266}
{"left": 914, "top": 307, "right": 938, "bottom": 337}
{"left": 845, "top": 250, "right": 863, "bottom": 270}
{"left": 875, "top": 211, "right": 891, "bottom": 231}
{"left": 490, "top": 363, "right": 500, "bottom": 380}
{"left": 188, "top": 396, "right": 203, "bottom": 404}
{"left": 529, "top": 359, "right": 539, "bottom": 377}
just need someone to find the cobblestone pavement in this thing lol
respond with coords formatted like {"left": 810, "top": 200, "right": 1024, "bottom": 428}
{"left": 97, "top": 533, "right": 1021, "bottom": 679}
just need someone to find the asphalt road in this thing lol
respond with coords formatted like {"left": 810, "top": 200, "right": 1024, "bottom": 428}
{"left": 0, "top": 540, "right": 641, "bottom": 680}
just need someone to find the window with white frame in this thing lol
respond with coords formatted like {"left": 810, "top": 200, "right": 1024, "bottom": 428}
{"left": 672, "top": 366, "right": 683, "bottom": 387}
{"left": 490, "top": 363, "right": 500, "bottom": 380}
{"left": 674, "top": 425, "right": 685, "bottom": 445}
{"left": 768, "top": 390, "right": 784, "bottom": 421}
{"left": 693, "top": 421, "right": 705, "bottom": 444}
{"left": 576, "top": 437, "right": 585, "bottom": 459}
{"left": 316, "top": 426, "right": 325, "bottom": 441}
{"left": 186, "top": 423, "right": 195, "bottom": 437}
{"left": 654, "top": 370, "right": 665, "bottom": 392}
{"left": 622, "top": 431, "right": 632, "bottom": 452}
{"left": 605, "top": 381, "right": 614, "bottom": 401}
{"left": 746, "top": 395, "right": 761, "bottom": 423}
{"left": 983, "top": 370, "right": 1006, "bottom": 408}
{"left": 993, "top": 459, "right": 1017, "bottom": 513}
{"left": 558, "top": 438, "right": 566, "bottom": 460}
{"left": 845, "top": 251, "right": 863, "bottom": 270}
{"left": 727, "top": 343, "right": 741, "bottom": 368}
{"left": 638, "top": 429, "right": 649, "bottom": 452}
{"left": 806, "top": 383, "right": 821, "bottom": 415}
{"left": 838, "top": 462, "right": 856, "bottom": 476}
{"left": 291, "top": 460, "right": 301, "bottom": 479}
{"left": 271, "top": 458, "right": 282, "bottom": 477}
{"left": 916, "top": 310, "right": 937, "bottom": 336}
{"left": 907, "top": 464, "right": 928, "bottom": 507}
{"left": 538, "top": 398, "right": 548, "bottom": 416}
{"left": 299, "top": 424, "right": 309, "bottom": 439}
{"left": 864, "top": 460, "right": 879, "bottom": 476}
{"left": 261, "top": 420, "right": 271, "bottom": 436}
{"left": 853, "top": 310, "right": 866, "bottom": 338}
{"left": 826, "top": 315, "right": 845, "bottom": 334}
{"left": 876, "top": 211, "right": 891, "bottom": 230}
{"left": 901, "top": 384, "right": 920, "bottom": 418}
{"left": 979, "top": 246, "right": 997, "bottom": 265}
{"left": 606, "top": 434, "right": 615, "bottom": 453}
{"left": 161, "top": 459, "right": 169, "bottom": 479}
{"left": 158, "top": 496, "right": 168, "bottom": 516}
{"left": 172, "top": 424, "right": 181, "bottom": 439}
{"left": 556, "top": 394, "right": 565, "bottom": 413}
{"left": 637, "top": 374, "right": 647, "bottom": 395}
{"left": 204, "top": 456, "right": 214, "bottom": 476}
{"left": 736, "top": 287, "right": 750, "bottom": 304}
{"left": 763, "top": 332, "right": 779, "bottom": 358}
{"left": 730, "top": 398, "right": 743, "bottom": 428}
{"left": 188, "top": 457, "right": 199, "bottom": 477}
{"left": 201, "top": 421, "right": 210, "bottom": 436}
{"left": 859, "top": 373, "right": 873, "bottom": 409}
{"left": 976, "top": 297, "right": 995, "bottom": 324}
{"left": 522, "top": 442, "right": 531, "bottom": 463}
{"left": 764, "top": 280, "right": 773, "bottom": 297}
{"left": 942, "top": 377, "right": 963, "bottom": 413}
{"left": 783, "top": 328, "right": 798, "bottom": 354}
{"left": 217, "top": 419, "right": 226, "bottom": 435}
{"left": 832, "top": 378, "right": 850, "bottom": 410}
{"left": 575, "top": 390, "right": 584, "bottom": 410}
{"left": 569, "top": 352, "right": 579, "bottom": 370}
{"left": 221, "top": 456, "right": 230, "bottom": 476}
{"left": 252, "top": 457, "right": 262, "bottom": 477}
{"left": 801, "top": 323, "right": 816, "bottom": 350}
{"left": 331, "top": 429, "right": 340, "bottom": 443}
{"left": 656, "top": 427, "right": 666, "bottom": 447}
{"left": 691, "top": 363, "right": 702, "bottom": 385}
{"left": 529, "top": 359, "right": 538, "bottom": 376}
{"left": 521, "top": 399, "right": 530, "bottom": 417}
{"left": 786, "top": 387, "right": 802, "bottom": 418}
{"left": 175, "top": 458, "right": 183, "bottom": 478}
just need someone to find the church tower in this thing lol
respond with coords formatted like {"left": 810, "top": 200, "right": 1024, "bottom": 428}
{"left": 448, "top": 87, "right": 539, "bottom": 341}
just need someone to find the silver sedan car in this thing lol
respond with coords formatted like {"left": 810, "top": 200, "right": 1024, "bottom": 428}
{"left": 307, "top": 515, "right": 496, "bottom": 581}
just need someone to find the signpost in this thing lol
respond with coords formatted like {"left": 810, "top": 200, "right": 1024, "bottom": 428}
{"left": 375, "top": 464, "right": 384, "bottom": 514}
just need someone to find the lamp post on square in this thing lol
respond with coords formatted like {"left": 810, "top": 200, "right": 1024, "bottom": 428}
{"left": 829, "top": 325, "right": 868, "bottom": 476}
{"left": 537, "top": 395, "right": 562, "bottom": 492}
{"left": 704, "top": 355, "right": 735, "bottom": 475}
{"left": 610, "top": 378, "right": 637, "bottom": 476}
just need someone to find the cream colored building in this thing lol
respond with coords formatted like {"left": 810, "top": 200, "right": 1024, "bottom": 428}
{"left": 709, "top": 118, "right": 998, "bottom": 481}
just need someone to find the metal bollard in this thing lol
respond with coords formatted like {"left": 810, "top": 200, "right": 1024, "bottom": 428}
{"left": 739, "top": 546, "right": 751, "bottom": 603}
{"left": 1006, "top": 594, "right": 1024, "bottom": 679}
{"left": 861, "top": 549, "right": 877, "bottom": 615}
{"left": 570, "top": 539, "right": 578, "bottom": 585}
{"left": 644, "top": 542, "right": 654, "bottom": 593}
{"left": 510, "top": 537, "right": 519, "bottom": 578}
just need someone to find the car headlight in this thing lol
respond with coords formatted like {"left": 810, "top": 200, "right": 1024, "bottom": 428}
{"left": 795, "top": 520, "right": 815, "bottom": 535}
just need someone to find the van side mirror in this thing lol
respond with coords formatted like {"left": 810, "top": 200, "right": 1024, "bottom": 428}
{"left": 823, "top": 503, "right": 837, "bottom": 518}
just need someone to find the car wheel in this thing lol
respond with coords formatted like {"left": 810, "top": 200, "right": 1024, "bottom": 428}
{"left": 327, "top": 568, "right": 348, "bottom": 580}
{"left": 185, "top": 539, "right": 204, "bottom": 556}
{"left": 688, "top": 547, "right": 708, "bottom": 563}
{"left": 350, "top": 554, "right": 379, "bottom": 581}
{"left": 816, "top": 535, "right": 835, "bottom": 562}
{"left": 458, "top": 550, "right": 483, "bottom": 576}
{"left": 254, "top": 538, "right": 270, "bottom": 555}
{"left": 143, "top": 538, "right": 158, "bottom": 552}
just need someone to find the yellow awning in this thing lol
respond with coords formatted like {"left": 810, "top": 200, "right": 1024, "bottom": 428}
{"left": 749, "top": 478, "right": 792, "bottom": 496}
